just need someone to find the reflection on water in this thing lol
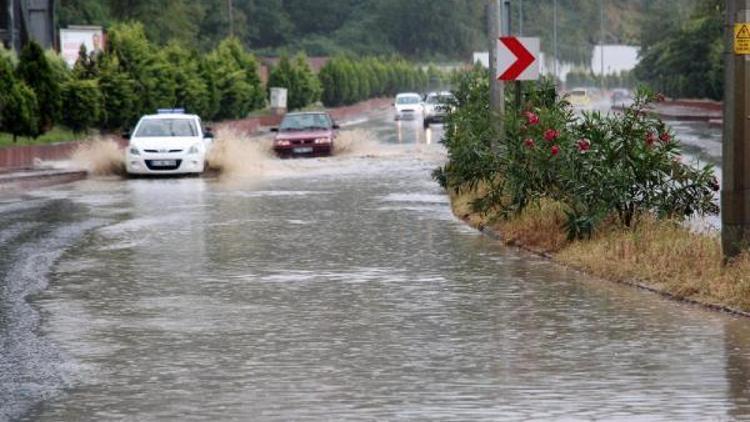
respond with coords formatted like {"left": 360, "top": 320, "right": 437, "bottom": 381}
{"left": 2, "top": 115, "right": 750, "bottom": 421}
{"left": 396, "top": 119, "right": 436, "bottom": 145}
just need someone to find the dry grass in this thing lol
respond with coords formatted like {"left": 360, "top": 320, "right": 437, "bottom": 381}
{"left": 450, "top": 185, "right": 750, "bottom": 312}
{"left": 559, "top": 218, "right": 750, "bottom": 311}
{"left": 492, "top": 199, "right": 568, "bottom": 254}
{"left": 449, "top": 183, "right": 567, "bottom": 254}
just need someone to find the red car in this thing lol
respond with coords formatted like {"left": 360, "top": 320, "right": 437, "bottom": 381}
{"left": 271, "top": 112, "right": 340, "bottom": 158}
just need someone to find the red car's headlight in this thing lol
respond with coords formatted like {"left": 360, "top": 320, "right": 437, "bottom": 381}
{"left": 314, "top": 138, "right": 331, "bottom": 144}
{"left": 276, "top": 140, "right": 291, "bottom": 147}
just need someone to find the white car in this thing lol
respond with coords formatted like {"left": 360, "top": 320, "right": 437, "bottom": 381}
{"left": 125, "top": 109, "right": 214, "bottom": 176}
{"left": 394, "top": 93, "right": 423, "bottom": 120}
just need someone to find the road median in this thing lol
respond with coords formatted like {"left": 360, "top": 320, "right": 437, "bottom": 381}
{"left": 438, "top": 69, "right": 743, "bottom": 318}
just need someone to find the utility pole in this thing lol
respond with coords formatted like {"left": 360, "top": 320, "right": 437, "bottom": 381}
{"left": 553, "top": 0, "right": 558, "bottom": 82}
{"left": 228, "top": 0, "right": 234, "bottom": 37}
{"left": 723, "top": 0, "right": 750, "bottom": 258}
{"left": 519, "top": 0, "right": 524, "bottom": 36}
{"left": 488, "top": 0, "right": 504, "bottom": 121}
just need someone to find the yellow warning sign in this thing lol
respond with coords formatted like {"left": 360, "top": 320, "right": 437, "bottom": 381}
{"left": 735, "top": 23, "right": 750, "bottom": 54}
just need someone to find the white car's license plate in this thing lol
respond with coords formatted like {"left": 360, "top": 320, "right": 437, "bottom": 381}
{"left": 293, "top": 147, "right": 313, "bottom": 154}
{"left": 151, "top": 160, "right": 177, "bottom": 167}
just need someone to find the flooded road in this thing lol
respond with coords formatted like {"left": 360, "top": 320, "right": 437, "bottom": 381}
{"left": 3, "top": 112, "right": 750, "bottom": 421}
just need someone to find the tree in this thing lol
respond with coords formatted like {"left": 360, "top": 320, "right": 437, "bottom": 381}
{"left": 634, "top": 0, "right": 723, "bottom": 99}
{"left": 16, "top": 41, "right": 61, "bottom": 134}
{"left": 292, "top": 54, "right": 322, "bottom": 108}
{"left": 106, "top": 22, "right": 176, "bottom": 116}
{"left": 0, "top": 57, "right": 39, "bottom": 142}
{"left": 164, "top": 43, "right": 211, "bottom": 118}
{"left": 61, "top": 79, "right": 103, "bottom": 134}
{"left": 268, "top": 54, "right": 322, "bottom": 110}
{"left": 206, "top": 37, "right": 265, "bottom": 119}
{"left": 98, "top": 55, "right": 138, "bottom": 130}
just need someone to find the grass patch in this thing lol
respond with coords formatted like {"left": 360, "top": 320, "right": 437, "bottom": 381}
{"left": 450, "top": 185, "right": 750, "bottom": 312}
{"left": 0, "top": 127, "right": 83, "bottom": 148}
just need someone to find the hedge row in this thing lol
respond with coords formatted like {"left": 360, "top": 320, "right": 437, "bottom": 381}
{"left": 0, "top": 22, "right": 437, "bottom": 140}
{"left": 319, "top": 57, "right": 444, "bottom": 107}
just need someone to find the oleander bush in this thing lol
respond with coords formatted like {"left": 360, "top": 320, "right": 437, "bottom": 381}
{"left": 436, "top": 66, "right": 719, "bottom": 240}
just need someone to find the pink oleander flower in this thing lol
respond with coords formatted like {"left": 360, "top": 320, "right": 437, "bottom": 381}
{"left": 551, "top": 145, "right": 560, "bottom": 156}
{"left": 544, "top": 129, "right": 559, "bottom": 142}
{"left": 577, "top": 138, "right": 591, "bottom": 152}
{"left": 523, "top": 138, "right": 535, "bottom": 149}
{"left": 524, "top": 111, "right": 540, "bottom": 126}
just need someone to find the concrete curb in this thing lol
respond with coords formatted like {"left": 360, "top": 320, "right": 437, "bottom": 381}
{"left": 0, "top": 170, "right": 88, "bottom": 194}
{"left": 464, "top": 216, "right": 750, "bottom": 319}
{"left": 612, "top": 102, "right": 723, "bottom": 124}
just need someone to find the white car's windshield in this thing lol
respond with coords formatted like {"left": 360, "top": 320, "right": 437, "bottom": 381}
{"left": 136, "top": 119, "right": 198, "bottom": 137}
{"left": 280, "top": 114, "right": 332, "bottom": 131}
{"left": 397, "top": 96, "right": 420, "bottom": 105}
{"left": 426, "top": 95, "right": 454, "bottom": 104}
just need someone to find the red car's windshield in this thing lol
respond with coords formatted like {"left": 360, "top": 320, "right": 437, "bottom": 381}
{"left": 280, "top": 114, "right": 332, "bottom": 132}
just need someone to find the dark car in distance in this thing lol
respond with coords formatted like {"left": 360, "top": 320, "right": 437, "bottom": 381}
{"left": 271, "top": 112, "right": 340, "bottom": 158}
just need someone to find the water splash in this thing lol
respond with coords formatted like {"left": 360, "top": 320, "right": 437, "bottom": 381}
{"left": 206, "top": 128, "right": 278, "bottom": 184}
{"left": 70, "top": 137, "right": 126, "bottom": 176}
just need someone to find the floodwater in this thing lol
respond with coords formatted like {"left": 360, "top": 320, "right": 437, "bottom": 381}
{"left": 2, "top": 111, "right": 750, "bottom": 421}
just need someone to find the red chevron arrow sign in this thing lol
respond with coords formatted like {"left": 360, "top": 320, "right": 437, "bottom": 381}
{"left": 497, "top": 37, "right": 540, "bottom": 81}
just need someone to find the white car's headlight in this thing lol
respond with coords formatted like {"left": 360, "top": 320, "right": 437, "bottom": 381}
{"left": 188, "top": 143, "right": 201, "bottom": 154}
{"left": 129, "top": 146, "right": 140, "bottom": 156}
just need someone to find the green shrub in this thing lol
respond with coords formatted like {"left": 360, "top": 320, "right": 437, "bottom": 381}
{"left": 0, "top": 57, "right": 39, "bottom": 142}
{"left": 437, "top": 68, "right": 719, "bottom": 240}
{"left": 61, "top": 79, "right": 103, "bottom": 134}
{"left": 16, "top": 41, "right": 61, "bottom": 134}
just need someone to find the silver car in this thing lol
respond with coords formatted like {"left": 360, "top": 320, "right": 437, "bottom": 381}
{"left": 422, "top": 91, "right": 455, "bottom": 128}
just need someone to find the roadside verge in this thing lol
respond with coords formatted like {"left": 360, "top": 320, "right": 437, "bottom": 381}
{"left": 449, "top": 187, "right": 750, "bottom": 319}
